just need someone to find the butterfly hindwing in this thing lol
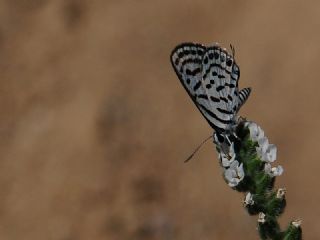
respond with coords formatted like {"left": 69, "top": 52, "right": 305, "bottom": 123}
{"left": 198, "top": 45, "right": 241, "bottom": 132}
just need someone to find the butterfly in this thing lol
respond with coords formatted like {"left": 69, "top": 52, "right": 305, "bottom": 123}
{"left": 170, "top": 42, "right": 251, "bottom": 149}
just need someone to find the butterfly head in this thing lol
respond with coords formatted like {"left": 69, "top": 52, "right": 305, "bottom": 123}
{"left": 213, "top": 131, "right": 234, "bottom": 156}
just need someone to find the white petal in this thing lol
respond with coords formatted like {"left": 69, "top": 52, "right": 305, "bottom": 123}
{"left": 271, "top": 165, "right": 283, "bottom": 176}
{"left": 244, "top": 192, "right": 254, "bottom": 206}
{"left": 257, "top": 136, "right": 269, "bottom": 148}
{"left": 292, "top": 219, "right": 302, "bottom": 228}
{"left": 264, "top": 163, "right": 283, "bottom": 177}
{"left": 228, "top": 180, "right": 240, "bottom": 187}
{"left": 257, "top": 141, "right": 277, "bottom": 163}
{"left": 276, "top": 188, "right": 286, "bottom": 199}
{"left": 266, "top": 144, "right": 277, "bottom": 162}
{"left": 224, "top": 168, "right": 236, "bottom": 182}
{"left": 224, "top": 161, "right": 245, "bottom": 187}
{"left": 237, "top": 163, "right": 245, "bottom": 181}
{"left": 264, "top": 163, "right": 272, "bottom": 173}
{"left": 220, "top": 153, "right": 236, "bottom": 167}
{"left": 229, "top": 160, "right": 240, "bottom": 169}
{"left": 258, "top": 212, "right": 266, "bottom": 223}
{"left": 245, "top": 121, "right": 265, "bottom": 142}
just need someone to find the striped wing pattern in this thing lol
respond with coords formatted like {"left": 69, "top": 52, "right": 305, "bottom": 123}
{"left": 170, "top": 42, "right": 251, "bottom": 133}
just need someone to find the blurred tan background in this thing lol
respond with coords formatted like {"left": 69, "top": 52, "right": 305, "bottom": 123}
{"left": 0, "top": 0, "right": 319, "bottom": 239}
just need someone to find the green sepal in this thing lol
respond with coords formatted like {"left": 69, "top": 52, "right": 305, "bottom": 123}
{"left": 245, "top": 193, "right": 267, "bottom": 215}
{"left": 282, "top": 221, "right": 302, "bottom": 240}
{"left": 258, "top": 215, "right": 281, "bottom": 240}
{"left": 265, "top": 191, "right": 286, "bottom": 217}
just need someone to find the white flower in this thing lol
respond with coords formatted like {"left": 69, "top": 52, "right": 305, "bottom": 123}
{"left": 245, "top": 121, "right": 264, "bottom": 142}
{"left": 257, "top": 139, "right": 277, "bottom": 163}
{"left": 292, "top": 219, "right": 302, "bottom": 228}
{"left": 224, "top": 161, "right": 245, "bottom": 187}
{"left": 258, "top": 212, "right": 266, "bottom": 223}
{"left": 244, "top": 192, "right": 254, "bottom": 206}
{"left": 220, "top": 152, "right": 236, "bottom": 167}
{"left": 245, "top": 121, "right": 278, "bottom": 162}
{"left": 276, "top": 188, "right": 286, "bottom": 199}
{"left": 219, "top": 143, "right": 236, "bottom": 167}
{"left": 264, "top": 163, "right": 284, "bottom": 177}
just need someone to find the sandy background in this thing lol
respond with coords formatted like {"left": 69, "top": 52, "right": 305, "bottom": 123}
{"left": 0, "top": 0, "right": 319, "bottom": 239}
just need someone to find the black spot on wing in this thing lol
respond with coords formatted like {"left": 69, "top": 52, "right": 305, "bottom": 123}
{"left": 226, "top": 58, "right": 233, "bottom": 67}
{"left": 197, "top": 94, "right": 208, "bottom": 100}
{"left": 198, "top": 104, "right": 232, "bottom": 125}
{"left": 193, "top": 81, "right": 202, "bottom": 91}
{"left": 216, "top": 86, "right": 224, "bottom": 91}
{"left": 197, "top": 49, "right": 204, "bottom": 55}
{"left": 184, "top": 50, "right": 190, "bottom": 55}
{"left": 186, "top": 67, "right": 201, "bottom": 76}
{"left": 217, "top": 108, "right": 233, "bottom": 114}
{"left": 233, "top": 105, "right": 237, "bottom": 112}
{"left": 203, "top": 63, "right": 231, "bottom": 79}
{"left": 210, "top": 96, "right": 220, "bottom": 102}
{"left": 220, "top": 54, "right": 225, "bottom": 62}
{"left": 220, "top": 97, "right": 228, "bottom": 103}
{"left": 225, "top": 83, "right": 235, "bottom": 88}
{"left": 231, "top": 75, "right": 238, "bottom": 81}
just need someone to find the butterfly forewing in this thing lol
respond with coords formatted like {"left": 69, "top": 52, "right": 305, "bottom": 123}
{"left": 171, "top": 43, "right": 219, "bottom": 129}
{"left": 170, "top": 43, "right": 205, "bottom": 99}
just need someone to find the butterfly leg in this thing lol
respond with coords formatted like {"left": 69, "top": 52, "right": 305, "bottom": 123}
{"left": 214, "top": 132, "right": 233, "bottom": 159}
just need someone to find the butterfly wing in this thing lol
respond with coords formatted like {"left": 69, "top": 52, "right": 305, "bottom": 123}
{"left": 198, "top": 45, "right": 242, "bottom": 132}
{"left": 171, "top": 43, "right": 218, "bottom": 129}
{"left": 171, "top": 42, "right": 250, "bottom": 133}
{"left": 236, "top": 87, "right": 251, "bottom": 113}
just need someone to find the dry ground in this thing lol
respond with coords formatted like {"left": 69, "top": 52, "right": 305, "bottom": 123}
{"left": 0, "top": 0, "right": 319, "bottom": 239}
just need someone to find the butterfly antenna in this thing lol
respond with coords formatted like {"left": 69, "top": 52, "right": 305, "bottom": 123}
{"left": 184, "top": 135, "right": 213, "bottom": 163}
{"left": 230, "top": 44, "right": 236, "bottom": 58}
